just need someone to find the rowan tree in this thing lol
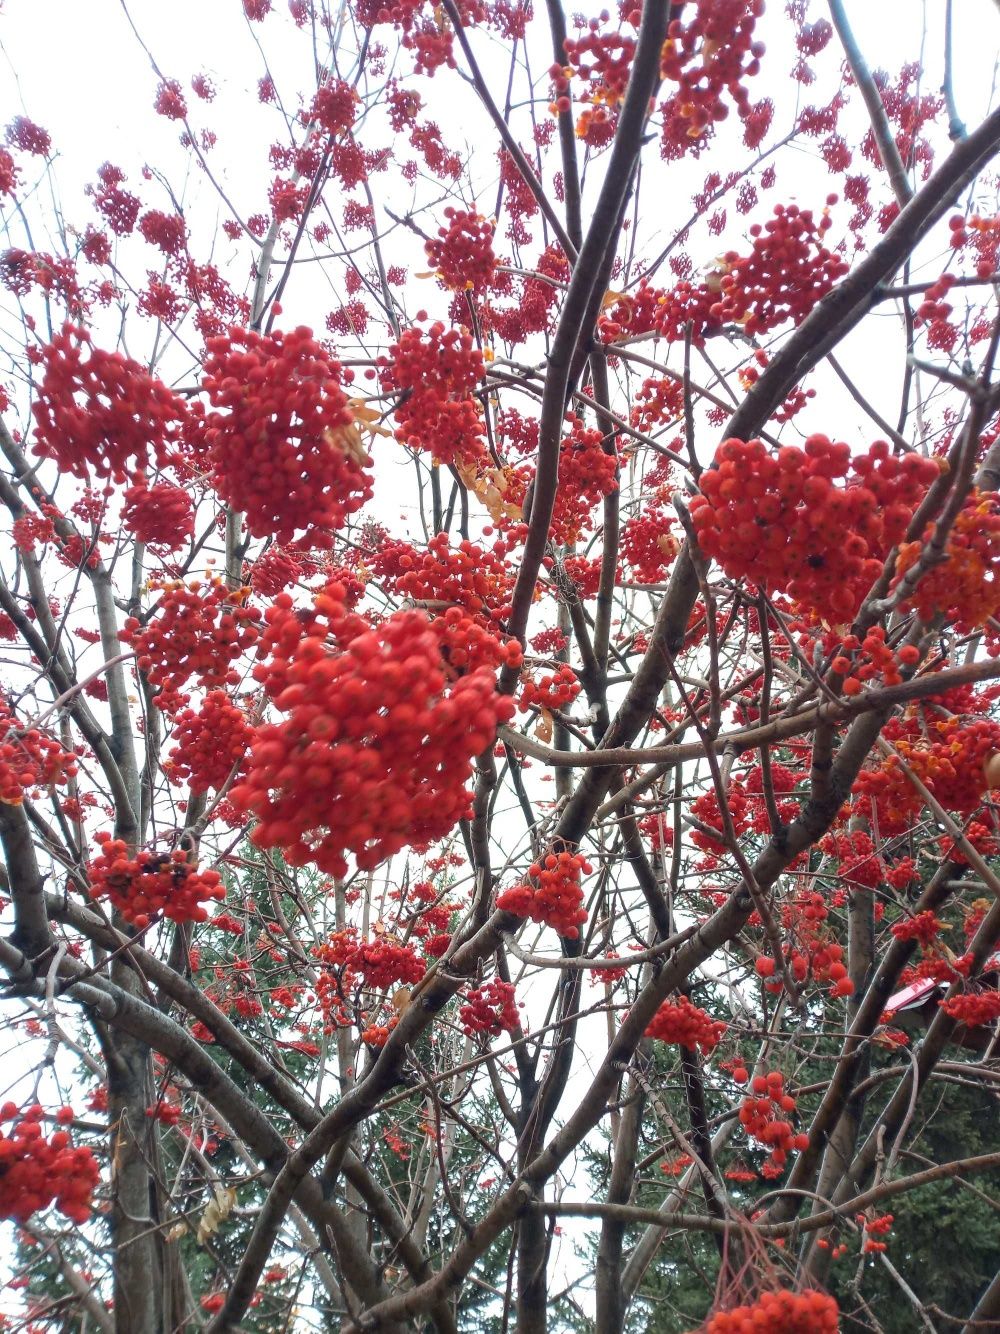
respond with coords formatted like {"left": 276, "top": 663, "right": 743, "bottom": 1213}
{"left": 2, "top": 1, "right": 1000, "bottom": 1331}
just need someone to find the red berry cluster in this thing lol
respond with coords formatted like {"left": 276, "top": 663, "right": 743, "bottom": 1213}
{"left": 890, "top": 910, "right": 942, "bottom": 946}
{"left": 753, "top": 891, "right": 851, "bottom": 998}
{"left": 690, "top": 436, "right": 941, "bottom": 622}
{"left": 0, "top": 1104, "right": 99, "bottom": 1225}
{"left": 309, "top": 79, "right": 358, "bottom": 135}
{"left": 87, "top": 832, "right": 226, "bottom": 928}
{"left": 425, "top": 208, "right": 497, "bottom": 293}
{"left": 824, "top": 626, "right": 920, "bottom": 696}
{"left": 201, "top": 326, "right": 373, "bottom": 544}
{"left": 914, "top": 271, "right": 959, "bottom": 351}
{"left": 367, "top": 532, "right": 514, "bottom": 628}
{"left": 948, "top": 213, "right": 1000, "bottom": 280}
{"left": 519, "top": 664, "right": 580, "bottom": 713}
{"left": 316, "top": 928, "right": 426, "bottom": 991}
{"left": 895, "top": 489, "right": 1000, "bottom": 632}
{"left": 0, "top": 695, "right": 77, "bottom": 805}
{"left": 619, "top": 508, "right": 679, "bottom": 583}
{"left": 860, "top": 1212, "right": 894, "bottom": 1253}
{"left": 710, "top": 202, "right": 848, "bottom": 335}
{"left": 738, "top": 1071, "right": 809, "bottom": 1174}
{"left": 458, "top": 979, "right": 520, "bottom": 1036}
{"left": 658, "top": 0, "right": 766, "bottom": 158}
{"left": 165, "top": 691, "right": 252, "bottom": 793}
{"left": 939, "top": 989, "right": 1000, "bottom": 1027}
{"left": 893, "top": 716, "right": 1000, "bottom": 814}
{"left": 434, "top": 606, "right": 524, "bottom": 676}
{"left": 248, "top": 546, "right": 302, "bottom": 598}
{"left": 702, "top": 1288, "right": 839, "bottom": 1333}
{"left": 644, "top": 995, "right": 727, "bottom": 1054}
{"left": 231, "top": 581, "right": 515, "bottom": 877}
{"left": 820, "top": 829, "right": 884, "bottom": 890}
{"left": 630, "top": 376, "right": 684, "bottom": 433}
{"left": 122, "top": 479, "right": 194, "bottom": 551}
{"left": 379, "top": 321, "right": 487, "bottom": 469}
{"left": 558, "top": 24, "right": 636, "bottom": 146}
{"left": 30, "top": 324, "right": 189, "bottom": 482}
{"left": 496, "top": 850, "right": 592, "bottom": 939}
{"left": 122, "top": 579, "right": 262, "bottom": 715}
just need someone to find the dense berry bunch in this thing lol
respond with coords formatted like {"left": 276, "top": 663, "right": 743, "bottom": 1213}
{"left": 644, "top": 995, "right": 726, "bottom": 1054}
{"left": 619, "top": 507, "right": 679, "bottom": 583}
{"left": 316, "top": 929, "right": 426, "bottom": 990}
{"left": 379, "top": 322, "right": 487, "bottom": 468}
{"left": 0, "top": 1105, "right": 98, "bottom": 1225}
{"left": 519, "top": 665, "right": 580, "bottom": 713}
{"left": 165, "top": 691, "right": 252, "bottom": 793}
{"left": 231, "top": 581, "right": 514, "bottom": 876}
{"left": 890, "top": 910, "right": 943, "bottom": 946}
{"left": 248, "top": 547, "right": 302, "bottom": 598}
{"left": 0, "top": 696, "right": 77, "bottom": 804}
{"left": 425, "top": 208, "right": 497, "bottom": 293}
{"left": 690, "top": 436, "right": 940, "bottom": 621}
{"left": 738, "top": 1071, "right": 808, "bottom": 1174}
{"left": 200, "top": 326, "right": 372, "bottom": 543}
{"left": 122, "top": 480, "right": 194, "bottom": 550}
{"left": 30, "top": 325, "right": 189, "bottom": 482}
{"left": 560, "top": 25, "right": 636, "bottom": 146}
{"left": 891, "top": 717, "right": 1000, "bottom": 814}
{"left": 122, "top": 579, "right": 262, "bottom": 714}
{"left": 459, "top": 979, "right": 520, "bottom": 1036}
{"left": 701, "top": 1288, "right": 839, "bottom": 1333}
{"left": 496, "top": 850, "right": 591, "bottom": 939}
{"left": 763, "top": 888, "right": 853, "bottom": 998}
{"left": 434, "top": 606, "right": 524, "bottom": 675}
{"left": 710, "top": 202, "right": 848, "bottom": 334}
{"left": 87, "top": 833, "right": 226, "bottom": 928}
{"left": 630, "top": 376, "right": 684, "bottom": 433}
{"left": 367, "top": 532, "right": 514, "bottom": 627}
{"left": 658, "top": 0, "right": 766, "bottom": 158}
{"left": 939, "top": 989, "right": 1000, "bottom": 1027}
{"left": 309, "top": 79, "right": 358, "bottom": 135}
{"left": 895, "top": 489, "right": 1000, "bottom": 631}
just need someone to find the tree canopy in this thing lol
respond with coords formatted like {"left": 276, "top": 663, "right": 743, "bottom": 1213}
{"left": 1, "top": 1, "right": 1000, "bottom": 1330}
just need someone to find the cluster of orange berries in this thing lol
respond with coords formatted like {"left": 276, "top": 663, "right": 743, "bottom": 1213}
{"left": 948, "top": 212, "right": 1000, "bottom": 279}
{"left": 379, "top": 321, "right": 487, "bottom": 469}
{"left": 644, "top": 994, "right": 727, "bottom": 1054}
{"left": 710, "top": 202, "right": 847, "bottom": 335}
{"left": 700, "top": 1288, "right": 839, "bottom": 1333}
{"left": 658, "top": 0, "right": 766, "bottom": 158}
{"left": 123, "top": 578, "right": 262, "bottom": 715}
{"left": 232, "top": 582, "right": 514, "bottom": 878}
{"left": 496, "top": 850, "right": 592, "bottom": 938}
{"left": 0, "top": 1104, "right": 98, "bottom": 1225}
{"left": 165, "top": 690, "right": 252, "bottom": 793}
{"left": 690, "top": 436, "right": 941, "bottom": 622}
{"left": 519, "top": 664, "right": 580, "bottom": 713}
{"left": 894, "top": 716, "right": 1000, "bottom": 814}
{"left": 895, "top": 488, "right": 1000, "bottom": 632}
{"left": 827, "top": 627, "right": 921, "bottom": 696}
{"left": 619, "top": 507, "right": 679, "bottom": 584}
{"left": 368, "top": 533, "right": 514, "bottom": 628}
{"left": 200, "top": 326, "right": 372, "bottom": 544}
{"left": 87, "top": 833, "right": 226, "bottom": 928}
{"left": 939, "top": 989, "right": 1000, "bottom": 1027}
{"left": 316, "top": 929, "right": 426, "bottom": 991}
{"left": 0, "top": 696, "right": 77, "bottom": 805}
{"left": 756, "top": 890, "right": 852, "bottom": 998}
{"left": 30, "top": 324, "right": 188, "bottom": 481}
{"left": 425, "top": 208, "right": 497, "bottom": 293}
{"left": 860, "top": 1212, "right": 894, "bottom": 1254}
{"left": 630, "top": 376, "right": 684, "bottom": 433}
{"left": 121, "top": 479, "right": 194, "bottom": 551}
{"left": 890, "top": 910, "right": 943, "bottom": 946}
{"left": 458, "top": 979, "right": 520, "bottom": 1037}
{"left": 738, "top": 1071, "right": 809, "bottom": 1175}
